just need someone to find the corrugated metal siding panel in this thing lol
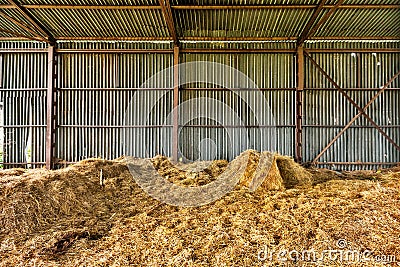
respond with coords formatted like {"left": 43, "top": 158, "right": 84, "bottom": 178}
{"left": 173, "top": 0, "right": 321, "bottom": 4}
{"left": 181, "top": 41, "right": 296, "bottom": 50}
{"left": 56, "top": 42, "right": 174, "bottom": 162}
{"left": 180, "top": 53, "right": 295, "bottom": 160}
{"left": 305, "top": 41, "right": 400, "bottom": 49}
{"left": 58, "top": 41, "right": 172, "bottom": 50}
{"left": 176, "top": 8, "right": 314, "bottom": 38}
{"left": 181, "top": 53, "right": 296, "bottom": 88}
{"left": 21, "top": 0, "right": 159, "bottom": 4}
{"left": 28, "top": 9, "right": 169, "bottom": 38}
{"left": 1, "top": 41, "right": 399, "bottom": 170}
{"left": 0, "top": 41, "right": 47, "bottom": 168}
{"left": 0, "top": 9, "right": 38, "bottom": 38}
{"left": 303, "top": 51, "right": 400, "bottom": 170}
{"left": 314, "top": 8, "right": 400, "bottom": 37}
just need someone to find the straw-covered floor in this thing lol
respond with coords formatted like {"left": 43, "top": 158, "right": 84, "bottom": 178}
{"left": 0, "top": 150, "right": 399, "bottom": 266}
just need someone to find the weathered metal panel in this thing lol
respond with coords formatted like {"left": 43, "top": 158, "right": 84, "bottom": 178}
{"left": 56, "top": 42, "right": 174, "bottom": 162}
{"left": 0, "top": 41, "right": 47, "bottom": 168}
{"left": 303, "top": 50, "right": 400, "bottom": 170}
{"left": 180, "top": 52, "right": 295, "bottom": 161}
{"left": 1, "top": 40, "right": 399, "bottom": 170}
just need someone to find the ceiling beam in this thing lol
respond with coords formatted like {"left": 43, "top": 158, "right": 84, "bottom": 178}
{"left": 297, "top": 0, "right": 327, "bottom": 46}
{"left": 0, "top": 10, "right": 46, "bottom": 40}
{"left": 21, "top": 5, "right": 161, "bottom": 10}
{"left": 53, "top": 36, "right": 400, "bottom": 42}
{"left": 7, "top": 0, "right": 55, "bottom": 44}
{"left": 56, "top": 36, "right": 173, "bottom": 41}
{"left": 298, "top": 0, "right": 345, "bottom": 45}
{"left": 0, "top": 4, "right": 398, "bottom": 9}
{"left": 0, "top": 27, "right": 50, "bottom": 42}
{"left": 158, "top": 0, "right": 178, "bottom": 46}
{"left": 172, "top": 4, "right": 400, "bottom": 9}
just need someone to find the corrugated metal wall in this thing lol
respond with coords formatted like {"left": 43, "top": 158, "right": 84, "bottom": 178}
{"left": 0, "top": 41, "right": 47, "bottom": 168}
{"left": 56, "top": 42, "right": 173, "bottom": 162}
{"left": 303, "top": 47, "right": 400, "bottom": 169}
{"left": 180, "top": 52, "right": 295, "bottom": 160}
{"left": 1, "top": 41, "right": 399, "bottom": 169}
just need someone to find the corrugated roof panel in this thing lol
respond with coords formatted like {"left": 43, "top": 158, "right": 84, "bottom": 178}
{"left": 314, "top": 8, "right": 400, "bottom": 37}
{"left": 175, "top": 8, "right": 314, "bottom": 38}
{"left": 19, "top": 0, "right": 159, "bottom": 5}
{"left": 0, "top": 8, "right": 41, "bottom": 38}
{"left": 173, "top": 0, "right": 321, "bottom": 4}
{"left": 342, "top": 0, "right": 400, "bottom": 4}
{"left": 27, "top": 8, "right": 169, "bottom": 37}
{"left": 173, "top": 0, "right": 399, "bottom": 4}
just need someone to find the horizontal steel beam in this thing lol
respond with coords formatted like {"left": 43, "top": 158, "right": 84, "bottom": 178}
{"left": 56, "top": 48, "right": 173, "bottom": 53}
{"left": 306, "top": 48, "right": 400, "bottom": 53}
{"left": 0, "top": 48, "right": 48, "bottom": 53}
{"left": 0, "top": 162, "right": 46, "bottom": 165}
{"left": 180, "top": 48, "right": 296, "bottom": 53}
{"left": 1, "top": 48, "right": 400, "bottom": 54}
{"left": 2, "top": 36, "right": 399, "bottom": 42}
{"left": 315, "top": 162, "right": 399, "bottom": 165}
{"left": 56, "top": 36, "right": 173, "bottom": 41}
{"left": 172, "top": 4, "right": 400, "bottom": 9}
{"left": 182, "top": 36, "right": 298, "bottom": 41}
{"left": 302, "top": 125, "right": 400, "bottom": 128}
{"left": 0, "top": 4, "right": 398, "bottom": 9}
{"left": 58, "top": 125, "right": 173, "bottom": 128}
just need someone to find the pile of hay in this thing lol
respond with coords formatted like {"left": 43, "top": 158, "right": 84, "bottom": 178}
{"left": 239, "top": 150, "right": 312, "bottom": 191}
{"left": 0, "top": 152, "right": 399, "bottom": 266}
{"left": 151, "top": 155, "right": 228, "bottom": 186}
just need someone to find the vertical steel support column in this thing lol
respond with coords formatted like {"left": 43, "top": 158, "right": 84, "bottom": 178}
{"left": 295, "top": 46, "right": 304, "bottom": 163}
{"left": 46, "top": 45, "right": 56, "bottom": 169}
{"left": 172, "top": 45, "right": 179, "bottom": 161}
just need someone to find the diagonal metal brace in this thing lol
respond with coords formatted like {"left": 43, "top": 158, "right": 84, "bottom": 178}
{"left": 304, "top": 51, "right": 400, "bottom": 163}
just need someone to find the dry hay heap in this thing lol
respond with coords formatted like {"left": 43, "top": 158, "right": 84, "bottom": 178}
{"left": 239, "top": 150, "right": 312, "bottom": 191}
{"left": 0, "top": 151, "right": 399, "bottom": 266}
{"left": 150, "top": 150, "right": 312, "bottom": 192}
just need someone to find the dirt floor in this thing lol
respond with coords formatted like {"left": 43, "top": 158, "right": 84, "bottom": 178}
{"left": 0, "top": 151, "right": 399, "bottom": 266}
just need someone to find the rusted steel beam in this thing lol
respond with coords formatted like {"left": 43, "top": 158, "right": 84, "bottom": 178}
{"left": 158, "top": 0, "right": 178, "bottom": 45}
{"left": 305, "top": 48, "right": 400, "bottom": 53}
{"left": 21, "top": 5, "right": 161, "bottom": 9}
{"left": 0, "top": 10, "right": 46, "bottom": 40}
{"left": 305, "top": 51, "right": 400, "bottom": 163}
{"left": 295, "top": 46, "right": 304, "bottom": 162}
{"left": 7, "top": 48, "right": 398, "bottom": 54}
{"left": 182, "top": 36, "right": 298, "bottom": 41}
{"left": 172, "top": 4, "right": 400, "bottom": 9}
{"left": 172, "top": 45, "right": 179, "bottom": 162}
{"left": 58, "top": 125, "right": 173, "bottom": 128}
{"left": 302, "top": 124, "right": 400, "bottom": 128}
{"left": 56, "top": 36, "right": 173, "bottom": 41}
{"left": 299, "top": 0, "right": 345, "bottom": 44}
{"left": 46, "top": 45, "right": 57, "bottom": 169}
{"left": 57, "top": 87, "right": 172, "bottom": 91}
{"left": 0, "top": 4, "right": 397, "bottom": 9}
{"left": 0, "top": 162, "right": 46, "bottom": 165}
{"left": 309, "top": 36, "right": 400, "bottom": 40}
{"left": 180, "top": 48, "right": 296, "bottom": 53}
{"left": 56, "top": 49, "right": 173, "bottom": 53}
{"left": 7, "top": 0, "right": 55, "bottom": 43}
{"left": 0, "top": 27, "right": 50, "bottom": 42}
{"left": 304, "top": 87, "right": 400, "bottom": 91}
{"left": 297, "top": 0, "right": 327, "bottom": 46}
{"left": 53, "top": 36, "right": 400, "bottom": 42}
{"left": 182, "top": 87, "right": 296, "bottom": 91}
